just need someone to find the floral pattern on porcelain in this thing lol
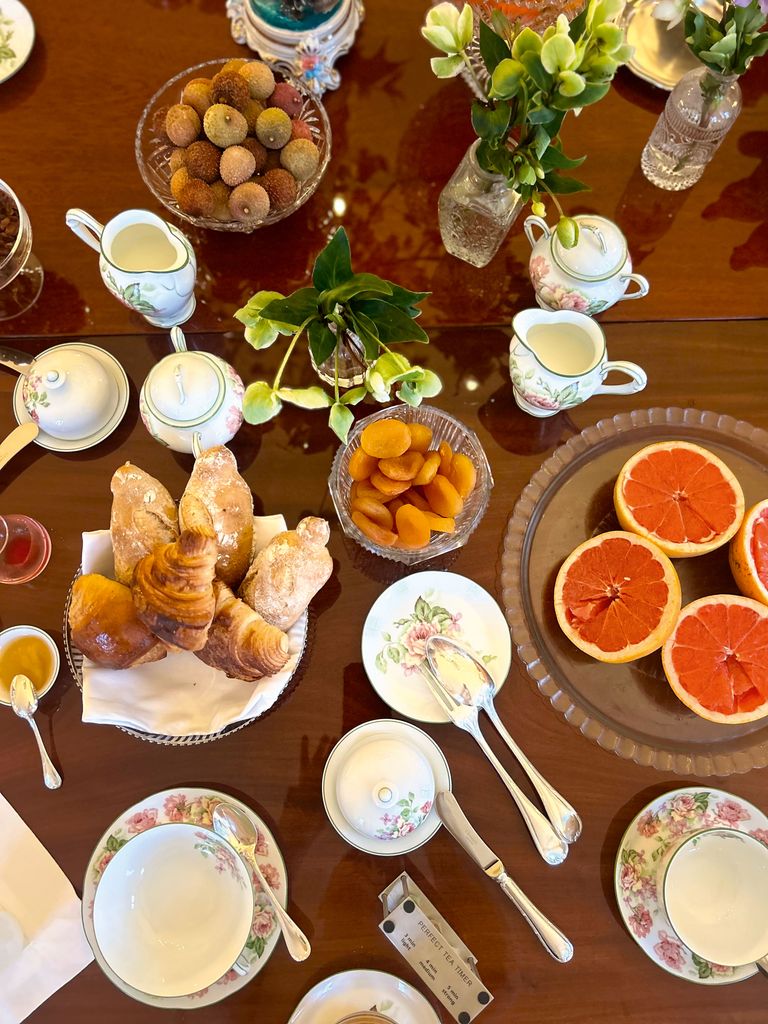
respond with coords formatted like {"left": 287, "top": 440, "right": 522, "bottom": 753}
{"left": 509, "top": 342, "right": 583, "bottom": 411}
{"left": 616, "top": 788, "right": 768, "bottom": 983}
{"left": 375, "top": 594, "right": 496, "bottom": 676}
{"left": 376, "top": 793, "right": 433, "bottom": 840}
{"left": 193, "top": 831, "right": 248, "bottom": 887}
{"left": 529, "top": 254, "right": 609, "bottom": 316}
{"left": 21, "top": 374, "right": 51, "bottom": 422}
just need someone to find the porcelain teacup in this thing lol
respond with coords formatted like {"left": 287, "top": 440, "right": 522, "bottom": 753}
{"left": 509, "top": 308, "right": 647, "bottom": 418}
{"left": 660, "top": 827, "right": 768, "bottom": 970}
{"left": 92, "top": 822, "right": 254, "bottom": 998}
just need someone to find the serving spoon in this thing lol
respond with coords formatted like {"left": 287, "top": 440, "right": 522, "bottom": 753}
{"left": 425, "top": 636, "right": 582, "bottom": 844}
{"left": 212, "top": 801, "right": 311, "bottom": 963}
{"left": 10, "top": 673, "right": 62, "bottom": 789}
{"left": 0, "top": 422, "right": 39, "bottom": 473}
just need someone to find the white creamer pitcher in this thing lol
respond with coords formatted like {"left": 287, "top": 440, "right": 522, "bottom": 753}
{"left": 509, "top": 308, "right": 647, "bottom": 418}
{"left": 65, "top": 208, "right": 197, "bottom": 328}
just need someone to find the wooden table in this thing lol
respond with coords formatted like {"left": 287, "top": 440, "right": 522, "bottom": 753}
{"left": 2, "top": 1, "right": 768, "bottom": 1022}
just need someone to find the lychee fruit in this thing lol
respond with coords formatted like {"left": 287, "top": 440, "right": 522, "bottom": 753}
{"left": 165, "top": 104, "right": 201, "bottom": 147}
{"left": 178, "top": 179, "right": 216, "bottom": 218}
{"left": 290, "top": 119, "right": 313, "bottom": 142}
{"left": 169, "top": 148, "right": 187, "bottom": 174}
{"left": 255, "top": 107, "right": 292, "bottom": 149}
{"left": 170, "top": 167, "right": 191, "bottom": 202}
{"left": 222, "top": 57, "right": 248, "bottom": 75}
{"left": 203, "top": 104, "right": 248, "bottom": 147}
{"left": 211, "top": 70, "right": 250, "bottom": 111}
{"left": 210, "top": 180, "right": 233, "bottom": 222}
{"left": 220, "top": 145, "right": 256, "bottom": 187}
{"left": 185, "top": 139, "right": 221, "bottom": 183}
{"left": 239, "top": 61, "right": 275, "bottom": 101}
{"left": 261, "top": 168, "right": 298, "bottom": 211}
{"left": 242, "top": 98, "right": 265, "bottom": 133}
{"left": 181, "top": 78, "right": 213, "bottom": 118}
{"left": 229, "top": 182, "right": 270, "bottom": 226}
{"left": 268, "top": 82, "right": 302, "bottom": 118}
{"left": 240, "top": 137, "right": 268, "bottom": 174}
{"left": 280, "top": 138, "right": 320, "bottom": 181}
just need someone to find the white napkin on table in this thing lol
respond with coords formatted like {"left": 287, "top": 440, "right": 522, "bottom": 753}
{"left": 0, "top": 793, "right": 93, "bottom": 1024}
{"left": 79, "top": 515, "right": 307, "bottom": 737}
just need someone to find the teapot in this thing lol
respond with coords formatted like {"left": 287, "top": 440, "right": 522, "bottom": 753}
{"left": 524, "top": 214, "right": 649, "bottom": 316}
{"left": 139, "top": 327, "right": 244, "bottom": 454}
{"left": 65, "top": 208, "right": 196, "bottom": 328}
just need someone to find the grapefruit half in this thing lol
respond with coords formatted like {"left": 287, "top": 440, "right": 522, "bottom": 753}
{"left": 554, "top": 531, "right": 681, "bottom": 664}
{"left": 614, "top": 441, "right": 745, "bottom": 558}
{"left": 729, "top": 499, "right": 768, "bottom": 607}
{"left": 662, "top": 594, "right": 768, "bottom": 724}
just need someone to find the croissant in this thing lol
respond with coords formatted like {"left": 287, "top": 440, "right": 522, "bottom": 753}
{"left": 239, "top": 516, "right": 333, "bottom": 630}
{"left": 132, "top": 526, "right": 218, "bottom": 652}
{"left": 69, "top": 574, "right": 167, "bottom": 669}
{"left": 110, "top": 463, "right": 179, "bottom": 586}
{"left": 195, "top": 580, "right": 290, "bottom": 681}
{"left": 179, "top": 446, "right": 253, "bottom": 588}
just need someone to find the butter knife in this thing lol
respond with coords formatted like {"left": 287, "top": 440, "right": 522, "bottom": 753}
{"left": 436, "top": 791, "right": 574, "bottom": 964}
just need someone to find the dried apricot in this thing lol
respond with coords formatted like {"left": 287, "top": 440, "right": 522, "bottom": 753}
{"left": 438, "top": 440, "right": 453, "bottom": 474}
{"left": 389, "top": 498, "right": 405, "bottom": 518}
{"left": 352, "top": 510, "right": 397, "bottom": 547}
{"left": 407, "top": 422, "right": 433, "bottom": 453}
{"left": 413, "top": 451, "right": 440, "bottom": 486}
{"left": 351, "top": 497, "right": 394, "bottom": 530}
{"left": 360, "top": 418, "right": 411, "bottom": 459}
{"left": 423, "top": 475, "right": 464, "bottom": 518}
{"left": 448, "top": 452, "right": 477, "bottom": 499}
{"left": 370, "top": 471, "right": 411, "bottom": 497}
{"left": 395, "top": 504, "right": 431, "bottom": 548}
{"left": 378, "top": 451, "right": 424, "bottom": 482}
{"left": 350, "top": 481, "right": 359, "bottom": 502}
{"left": 423, "top": 511, "right": 456, "bottom": 533}
{"left": 402, "top": 487, "right": 431, "bottom": 512}
{"left": 348, "top": 447, "right": 378, "bottom": 481}
{"left": 355, "top": 479, "right": 392, "bottom": 503}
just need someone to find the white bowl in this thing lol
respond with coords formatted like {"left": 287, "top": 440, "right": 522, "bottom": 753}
{"left": 92, "top": 823, "right": 254, "bottom": 998}
{"left": 22, "top": 347, "right": 117, "bottom": 440}
{"left": 0, "top": 625, "right": 59, "bottom": 707}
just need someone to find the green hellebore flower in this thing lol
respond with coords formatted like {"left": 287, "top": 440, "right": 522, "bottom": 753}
{"left": 541, "top": 32, "right": 578, "bottom": 73}
{"left": 593, "top": 23, "right": 625, "bottom": 53}
{"left": 531, "top": 200, "right": 546, "bottom": 217}
{"left": 511, "top": 26, "right": 543, "bottom": 60}
{"left": 364, "top": 368, "right": 391, "bottom": 404}
{"left": 558, "top": 69, "right": 586, "bottom": 95}
{"left": 587, "top": 0, "right": 625, "bottom": 30}
{"left": 422, "top": 2, "right": 474, "bottom": 55}
{"left": 556, "top": 216, "right": 580, "bottom": 249}
{"left": 490, "top": 57, "right": 525, "bottom": 99}
{"left": 430, "top": 54, "right": 465, "bottom": 78}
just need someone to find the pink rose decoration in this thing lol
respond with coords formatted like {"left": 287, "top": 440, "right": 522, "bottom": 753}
{"left": 420, "top": 800, "right": 433, "bottom": 816}
{"left": 750, "top": 828, "right": 768, "bottom": 846}
{"left": 403, "top": 622, "right": 440, "bottom": 660}
{"left": 639, "top": 876, "right": 657, "bottom": 902}
{"left": 252, "top": 907, "right": 275, "bottom": 938}
{"left": 715, "top": 799, "right": 749, "bottom": 826}
{"left": 637, "top": 811, "right": 659, "bottom": 837}
{"left": 398, "top": 820, "right": 415, "bottom": 836}
{"left": 96, "top": 851, "right": 114, "bottom": 875}
{"left": 620, "top": 863, "right": 639, "bottom": 891}
{"left": 164, "top": 793, "right": 188, "bottom": 822}
{"left": 654, "top": 930, "right": 685, "bottom": 971}
{"left": 126, "top": 809, "right": 158, "bottom": 834}
{"left": 629, "top": 906, "right": 652, "bottom": 938}
{"left": 553, "top": 287, "right": 590, "bottom": 313}
{"left": 259, "top": 863, "right": 281, "bottom": 890}
{"left": 529, "top": 255, "right": 549, "bottom": 286}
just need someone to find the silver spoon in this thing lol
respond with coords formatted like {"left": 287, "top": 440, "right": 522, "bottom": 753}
{"left": 10, "top": 674, "right": 62, "bottom": 789}
{"left": 212, "top": 801, "right": 311, "bottom": 962}
{"left": 425, "top": 636, "right": 581, "bottom": 844}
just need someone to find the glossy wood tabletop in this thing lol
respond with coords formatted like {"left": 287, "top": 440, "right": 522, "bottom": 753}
{"left": 1, "top": 321, "right": 768, "bottom": 1024}
{"left": 1, "top": 0, "right": 767, "bottom": 340}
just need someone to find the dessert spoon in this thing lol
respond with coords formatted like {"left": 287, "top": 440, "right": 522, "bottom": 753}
{"left": 10, "top": 673, "right": 62, "bottom": 789}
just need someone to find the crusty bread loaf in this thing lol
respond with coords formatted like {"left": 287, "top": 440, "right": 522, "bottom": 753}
{"left": 132, "top": 526, "right": 218, "bottom": 652}
{"left": 110, "top": 463, "right": 179, "bottom": 586}
{"left": 196, "top": 580, "right": 290, "bottom": 681}
{"left": 180, "top": 446, "right": 253, "bottom": 588}
{"left": 239, "top": 516, "right": 332, "bottom": 630}
{"left": 69, "top": 573, "right": 167, "bottom": 669}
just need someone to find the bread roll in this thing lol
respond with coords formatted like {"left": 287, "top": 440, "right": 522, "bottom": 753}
{"left": 196, "top": 580, "right": 290, "bottom": 681}
{"left": 179, "top": 446, "right": 253, "bottom": 588}
{"left": 69, "top": 573, "right": 167, "bottom": 669}
{"left": 132, "top": 525, "right": 218, "bottom": 652}
{"left": 110, "top": 463, "right": 179, "bottom": 585}
{"left": 239, "top": 516, "right": 332, "bottom": 630}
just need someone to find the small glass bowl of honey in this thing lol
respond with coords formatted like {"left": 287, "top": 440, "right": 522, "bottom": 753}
{"left": 0, "top": 625, "right": 59, "bottom": 706}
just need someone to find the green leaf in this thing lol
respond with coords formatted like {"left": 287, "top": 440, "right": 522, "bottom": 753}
{"left": 414, "top": 596, "right": 430, "bottom": 620}
{"left": 355, "top": 299, "right": 429, "bottom": 344}
{"left": 415, "top": 369, "right": 442, "bottom": 398}
{"left": 349, "top": 310, "right": 381, "bottom": 361}
{"left": 375, "top": 651, "right": 387, "bottom": 673}
{"left": 568, "top": 5, "right": 588, "bottom": 41}
{"left": 244, "top": 321, "right": 282, "bottom": 350}
{"left": 526, "top": 106, "right": 557, "bottom": 124}
{"left": 234, "top": 290, "right": 286, "bottom": 328}
{"left": 373, "top": 351, "right": 411, "bottom": 383}
{"left": 243, "top": 382, "right": 282, "bottom": 425}
{"left": 430, "top": 54, "right": 465, "bottom": 78}
{"left": 322, "top": 273, "right": 392, "bottom": 309}
{"left": 329, "top": 402, "right": 354, "bottom": 443}
{"left": 479, "top": 19, "right": 509, "bottom": 75}
{"left": 276, "top": 386, "right": 333, "bottom": 409}
{"left": 396, "top": 380, "right": 423, "bottom": 407}
{"left": 261, "top": 287, "right": 319, "bottom": 328}
{"left": 340, "top": 386, "right": 367, "bottom": 405}
{"left": 312, "top": 227, "right": 352, "bottom": 291}
{"left": 471, "top": 99, "right": 512, "bottom": 141}
{"left": 308, "top": 320, "right": 336, "bottom": 366}
{"left": 552, "top": 80, "right": 610, "bottom": 109}
{"left": 545, "top": 172, "right": 590, "bottom": 195}
{"left": 540, "top": 145, "right": 585, "bottom": 170}
{"left": 520, "top": 50, "right": 554, "bottom": 91}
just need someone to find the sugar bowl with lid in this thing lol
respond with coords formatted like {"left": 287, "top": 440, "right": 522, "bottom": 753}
{"left": 524, "top": 213, "right": 649, "bottom": 316}
{"left": 139, "top": 326, "right": 244, "bottom": 454}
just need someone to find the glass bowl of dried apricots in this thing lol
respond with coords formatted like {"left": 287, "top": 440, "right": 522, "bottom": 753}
{"left": 328, "top": 404, "right": 493, "bottom": 565}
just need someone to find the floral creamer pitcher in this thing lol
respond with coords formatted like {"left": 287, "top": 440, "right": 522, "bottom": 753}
{"left": 509, "top": 309, "right": 647, "bottom": 418}
{"left": 65, "top": 208, "right": 196, "bottom": 327}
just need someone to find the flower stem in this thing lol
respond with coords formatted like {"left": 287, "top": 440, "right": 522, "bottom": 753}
{"left": 334, "top": 344, "right": 340, "bottom": 403}
{"left": 273, "top": 316, "right": 314, "bottom": 391}
{"left": 462, "top": 50, "right": 487, "bottom": 99}
{"left": 538, "top": 180, "right": 566, "bottom": 219}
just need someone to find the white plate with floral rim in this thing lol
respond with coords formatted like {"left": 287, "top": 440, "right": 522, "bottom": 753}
{"left": 362, "top": 571, "right": 512, "bottom": 725}
{"left": 82, "top": 787, "right": 287, "bottom": 1008}
{"left": 0, "top": 0, "right": 34, "bottom": 85}
{"left": 614, "top": 786, "right": 768, "bottom": 984}
{"left": 322, "top": 719, "right": 451, "bottom": 856}
{"left": 288, "top": 968, "right": 440, "bottom": 1024}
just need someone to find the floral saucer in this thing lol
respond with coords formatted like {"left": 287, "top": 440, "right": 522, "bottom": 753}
{"left": 0, "top": 0, "right": 34, "bottom": 85}
{"left": 614, "top": 786, "right": 768, "bottom": 985}
{"left": 322, "top": 719, "right": 451, "bottom": 856}
{"left": 362, "top": 571, "right": 512, "bottom": 724}
{"left": 288, "top": 968, "right": 441, "bottom": 1024}
{"left": 82, "top": 787, "right": 287, "bottom": 1009}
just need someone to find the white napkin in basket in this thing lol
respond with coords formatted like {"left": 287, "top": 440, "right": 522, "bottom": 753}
{"left": 79, "top": 515, "right": 307, "bottom": 737}
{"left": 0, "top": 793, "right": 93, "bottom": 1024}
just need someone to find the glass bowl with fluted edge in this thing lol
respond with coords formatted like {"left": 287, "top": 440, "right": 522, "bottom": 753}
{"left": 328, "top": 404, "right": 493, "bottom": 566}
{"left": 135, "top": 58, "right": 331, "bottom": 233}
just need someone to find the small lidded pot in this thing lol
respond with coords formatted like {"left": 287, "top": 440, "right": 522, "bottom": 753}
{"left": 336, "top": 737, "right": 435, "bottom": 842}
{"left": 22, "top": 347, "right": 117, "bottom": 440}
{"left": 524, "top": 213, "right": 649, "bottom": 316}
{"left": 139, "top": 327, "right": 244, "bottom": 454}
